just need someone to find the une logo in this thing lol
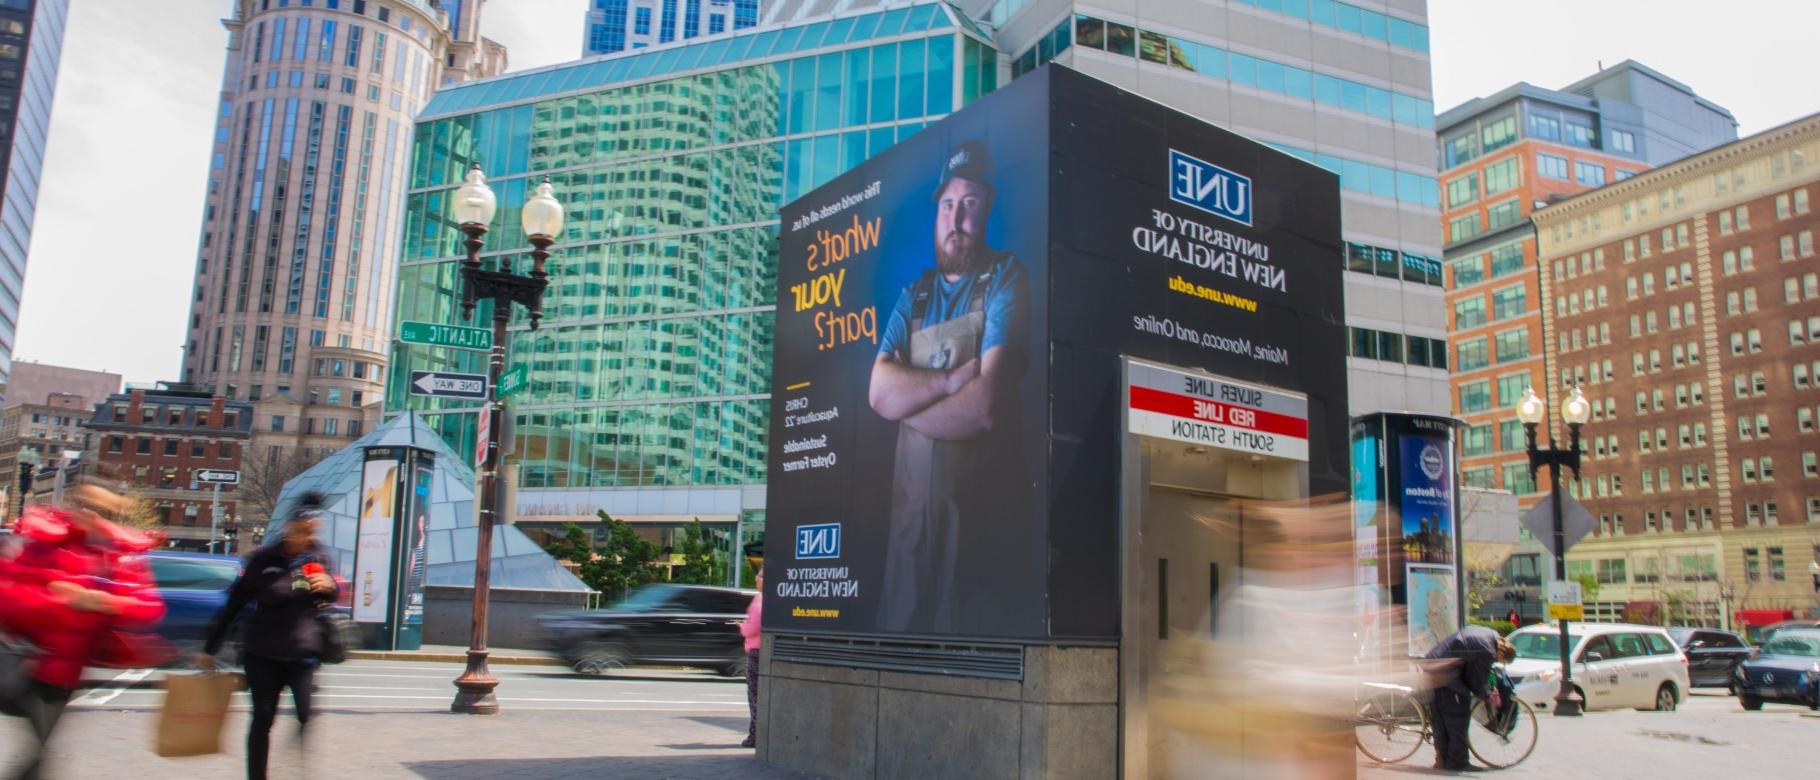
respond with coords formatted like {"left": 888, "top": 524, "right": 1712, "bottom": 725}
{"left": 795, "top": 523, "right": 841, "bottom": 559}
{"left": 1168, "top": 149, "right": 1253, "bottom": 227}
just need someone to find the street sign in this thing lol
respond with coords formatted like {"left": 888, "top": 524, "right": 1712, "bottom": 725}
{"left": 1546, "top": 580, "right": 1585, "bottom": 621}
{"left": 409, "top": 371, "right": 489, "bottom": 400}
{"left": 1519, "top": 491, "right": 1597, "bottom": 557}
{"left": 194, "top": 469, "right": 241, "bottom": 486}
{"left": 497, "top": 364, "right": 529, "bottom": 399}
{"left": 475, "top": 408, "right": 491, "bottom": 471}
{"left": 399, "top": 320, "right": 493, "bottom": 351}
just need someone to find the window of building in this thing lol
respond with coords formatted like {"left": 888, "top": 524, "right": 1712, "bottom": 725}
{"left": 1495, "top": 328, "right": 1528, "bottom": 362}
{"left": 1574, "top": 161, "right": 1605, "bottom": 187}
{"left": 137, "top": 438, "right": 151, "bottom": 454}
{"left": 1484, "top": 157, "right": 1519, "bottom": 195}
{"left": 1460, "top": 380, "right": 1491, "bottom": 413}
{"left": 1447, "top": 173, "right": 1477, "bottom": 207}
{"left": 1536, "top": 152, "right": 1568, "bottom": 180}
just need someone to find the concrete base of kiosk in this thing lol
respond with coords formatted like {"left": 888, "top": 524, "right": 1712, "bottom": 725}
{"left": 759, "top": 644, "right": 1118, "bottom": 779}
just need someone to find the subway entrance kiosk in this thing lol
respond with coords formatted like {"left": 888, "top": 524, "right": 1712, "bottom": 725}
{"left": 762, "top": 66, "right": 1352, "bottom": 779}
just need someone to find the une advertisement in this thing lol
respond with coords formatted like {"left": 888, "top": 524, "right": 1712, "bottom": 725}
{"left": 766, "top": 67, "right": 1348, "bottom": 640}
{"left": 768, "top": 76, "right": 1050, "bottom": 638}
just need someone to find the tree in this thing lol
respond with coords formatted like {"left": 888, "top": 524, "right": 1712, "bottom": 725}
{"left": 540, "top": 513, "right": 663, "bottom": 602}
{"left": 241, "top": 447, "right": 326, "bottom": 529}
{"left": 1572, "top": 572, "right": 1601, "bottom": 603}
{"left": 672, "top": 519, "right": 723, "bottom": 585}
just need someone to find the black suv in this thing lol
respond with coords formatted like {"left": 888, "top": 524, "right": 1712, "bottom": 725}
{"left": 1667, "top": 627, "right": 1752, "bottom": 688}
{"left": 538, "top": 584, "right": 755, "bottom": 676}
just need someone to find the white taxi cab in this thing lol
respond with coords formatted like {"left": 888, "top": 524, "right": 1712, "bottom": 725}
{"left": 1504, "top": 622, "right": 1689, "bottom": 712}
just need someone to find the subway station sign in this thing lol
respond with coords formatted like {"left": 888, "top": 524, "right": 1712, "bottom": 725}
{"left": 1126, "top": 360, "right": 1309, "bottom": 461}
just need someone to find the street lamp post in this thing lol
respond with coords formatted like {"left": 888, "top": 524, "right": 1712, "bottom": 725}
{"left": 1517, "top": 385, "right": 1592, "bottom": 717}
{"left": 448, "top": 164, "right": 563, "bottom": 715}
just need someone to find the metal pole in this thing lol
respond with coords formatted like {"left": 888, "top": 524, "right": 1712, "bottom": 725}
{"left": 453, "top": 306, "right": 509, "bottom": 715}
{"left": 51, "top": 462, "right": 66, "bottom": 506}
{"left": 209, "top": 482, "right": 222, "bottom": 554}
{"left": 1548, "top": 448, "right": 1581, "bottom": 717}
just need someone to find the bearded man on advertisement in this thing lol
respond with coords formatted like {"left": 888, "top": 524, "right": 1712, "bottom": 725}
{"left": 868, "top": 140, "right": 1029, "bottom": 633}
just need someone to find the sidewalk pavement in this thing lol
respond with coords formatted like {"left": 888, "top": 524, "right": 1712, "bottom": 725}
{"left": 4, "top": 704, "right": 813, "bottom": 779}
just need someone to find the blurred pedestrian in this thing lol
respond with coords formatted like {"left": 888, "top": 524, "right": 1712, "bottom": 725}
{"left": 0, "top": 486, "right": 167, "bottom": 780}
{"left": 740, "top": 569, "right": 763, "bottom": 749}
{"left": 198, "top": 492, "right": 339, "bottom": 780}
{"left": 1504, "top": 607, "right": 1520, "bottom": 626}
{"left": 1422, "top": 624, "right": 1516, "bottom": 772}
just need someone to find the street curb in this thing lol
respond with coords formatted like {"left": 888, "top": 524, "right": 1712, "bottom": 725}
{"left": 346, "top": 650, "right": 565, "bottom": 666}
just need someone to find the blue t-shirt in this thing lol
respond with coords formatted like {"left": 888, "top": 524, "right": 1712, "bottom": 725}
{"left": 877, "top": 253, "right": 1026, "bottom": 363}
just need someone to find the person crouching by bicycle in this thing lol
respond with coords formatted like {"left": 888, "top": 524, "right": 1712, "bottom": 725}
{"left": 1422, "top": 626, "right": 1516, "bottom": 772}
{"left": 197, "top": 492, "right": 339, "bottom": 780}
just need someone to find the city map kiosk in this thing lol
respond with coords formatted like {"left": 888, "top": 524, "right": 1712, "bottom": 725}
{"left": 762, "top": 66, "right": 1350, "bottom": 779}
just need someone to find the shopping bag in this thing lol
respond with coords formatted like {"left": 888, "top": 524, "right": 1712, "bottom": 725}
{"left": 156, "top": 672, "right": 244, "bottom": 757}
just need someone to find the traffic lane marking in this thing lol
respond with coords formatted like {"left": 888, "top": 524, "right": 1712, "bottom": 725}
{"left": 76, "top": 668, "right": 155, "bottom": 707}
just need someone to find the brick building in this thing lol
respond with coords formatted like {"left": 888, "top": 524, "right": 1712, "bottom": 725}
{"left": 1439, "top": 62, "right": 1735, "bottom": 503}
{"left": 82, "top": 383, "right": 253, "bottom": 551}
{"left": 1532, "top": 113, "right": 1820, "bottom": 630}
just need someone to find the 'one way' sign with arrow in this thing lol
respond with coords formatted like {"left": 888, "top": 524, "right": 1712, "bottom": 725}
{"left": 409, "top": 371, "right": 489, "bottom": 401}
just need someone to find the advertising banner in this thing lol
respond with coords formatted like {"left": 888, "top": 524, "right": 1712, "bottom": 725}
{"left": 768, "top": 67, "right": 1051, "bottom": 638}
{"left": 400, "top": 455, "right": 434, "bottom": 634}
{"left": 766, "top": 67, "right": 1347, "bottom": 641}
{"left": 352, "top": 456, "right": 400, "bottom": 624}
{"left": 1398, "top": 435, "right": 1455, "bottom": 566}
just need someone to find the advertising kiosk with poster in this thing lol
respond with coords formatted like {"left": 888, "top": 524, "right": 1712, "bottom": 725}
{"left": 762, "top": 65, "right": 1352, "bottom": 778}
{"left": 350, "top": 445, "right": 435, "bottom": 651}
{"left": 1350, "top": 412, "right": 1466, "bottom": 662}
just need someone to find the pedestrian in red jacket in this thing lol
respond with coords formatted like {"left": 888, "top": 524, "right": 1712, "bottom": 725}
{"left": 0, "top": 486, "right": 167, "bottom": 780}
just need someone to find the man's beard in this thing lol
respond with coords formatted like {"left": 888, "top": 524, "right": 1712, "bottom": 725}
{"left": 936, "top": 231, "right": 978, "bottom": 275}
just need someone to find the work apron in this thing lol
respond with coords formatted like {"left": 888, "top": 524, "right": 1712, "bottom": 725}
{"left": 880, "top": 270, "right": 991, "bottom": 634}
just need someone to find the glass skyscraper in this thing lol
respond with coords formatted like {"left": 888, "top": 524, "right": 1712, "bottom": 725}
{"left": 0, "top": 0, "right": 66, "bottom": 395}
{"left": 395, "top": 1, "right": 996, "bottom": 533}
{"left": 582, "top": 0, "right": 760, "bottom": 56}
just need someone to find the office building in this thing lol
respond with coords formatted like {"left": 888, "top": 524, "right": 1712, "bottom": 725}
{"left": 1532, "top": 113, "right": 1820, "bottom": 630}
{"left": 0, "top": 0, "right": 68, "bottom": 393}
{"left": 81, "top": 383, "right": 254, "bottom": 550}
{"left": 178, "top": 0, "right": 505, "bottom": 468}
{"left": 583, "top": 0, "right": 758, "bottom": 56}
{"left": 0, "top": 360, "right": 118, "bottom": 509}
{"left": 981, "top": 0, "right": 1450, "bottom": 414}
{"left": 1440, "top": 62, "right": 1735, "bottom": 514}
{"left": 1436, "top": 63, "right": 1737, "bottom": 624}
{"left": 0, "top": 391, "right": 90, "bottom": 512}
{"left": 3, "top": 359, "right": 120, "bottom": 410}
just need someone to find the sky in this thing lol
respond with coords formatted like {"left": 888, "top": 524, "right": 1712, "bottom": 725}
{"left": 12, "top": 0, "right": 1818, "bottom": 386}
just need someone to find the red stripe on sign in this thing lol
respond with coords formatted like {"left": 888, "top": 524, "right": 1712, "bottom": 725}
{"left": 1128, "top": 385, "right": 1309, "bottom": 439}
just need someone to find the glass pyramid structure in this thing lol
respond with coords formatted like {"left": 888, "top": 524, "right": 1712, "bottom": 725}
{"left": 267, "top": 412, "right": 589, "bottom": 591}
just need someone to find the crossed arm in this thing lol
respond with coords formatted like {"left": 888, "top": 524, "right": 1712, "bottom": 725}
{"left": 868, "top": 346, "right": 1008, "bottom": 441}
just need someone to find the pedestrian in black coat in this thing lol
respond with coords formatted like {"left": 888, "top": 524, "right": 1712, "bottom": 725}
{"left": 198, "top": 493, "right": 340, "bottom": 780}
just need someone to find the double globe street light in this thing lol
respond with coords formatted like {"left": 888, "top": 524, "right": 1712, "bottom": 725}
{"left": 448, "top": 164, "right": 564, "bottom": 715}
{"left": 1515, "top": 385, "right": 1592, "bottom": 717}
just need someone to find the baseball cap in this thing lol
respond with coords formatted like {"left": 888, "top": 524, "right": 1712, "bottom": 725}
{"left": 933, "top": 140, "right": 993, "bottom": 199}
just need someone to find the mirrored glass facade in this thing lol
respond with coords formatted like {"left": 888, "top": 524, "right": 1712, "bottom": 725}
{"left": 0, "top": 0, "right": 66, "bottom": 392}
{"left": 390, "top": 2, "right": 996, "bottom": 520}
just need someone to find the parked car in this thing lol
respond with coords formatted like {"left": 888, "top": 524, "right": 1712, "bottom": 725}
{"left": 1757, "top": 619, "right": 1820, "bottom": 643}
{"left": 1504, "top": 622, "right": 1689, "bottom": 712}
{"left": 537, "top": 584, "right": 756, "bottom": 676}
{"left": 145, "top": 550, "right": 242, "bottom": 662}
{"left": 1733, "top": 628, "right": 1820, "bottom": 711}
{"left": 1667, "top": 627, "right": 1752, "bottom": 688}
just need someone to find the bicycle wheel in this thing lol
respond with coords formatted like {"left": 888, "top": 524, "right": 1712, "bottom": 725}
{"left": 1354, "top": 690, "right": 1427, "bottom": 764}
{"left": 1467, "top": 697, "right": 1537, "bottom": 769}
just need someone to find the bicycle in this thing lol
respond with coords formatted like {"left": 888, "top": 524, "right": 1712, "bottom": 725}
{"left": 1353, "top": 677, "right": 1538, "bottom": 769}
